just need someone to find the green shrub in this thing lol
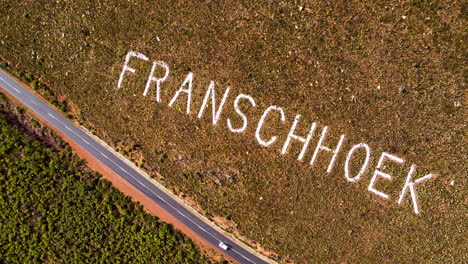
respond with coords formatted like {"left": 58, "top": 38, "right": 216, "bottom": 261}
{"left": 31, "top": 80, "right": 39, "bottom": 90}
{"left": 16, "top": 106, "right": 25, "bottom": 115}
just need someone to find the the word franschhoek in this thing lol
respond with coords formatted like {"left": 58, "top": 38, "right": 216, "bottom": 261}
{"left": 118, "top": 50, "right": 437, "bottom": 215}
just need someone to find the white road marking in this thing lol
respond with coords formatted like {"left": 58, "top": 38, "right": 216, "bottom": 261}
{"left": 119, "top": 166, "right": 130, "bottom": 174}
{"left": 47, "top": 112, "right": 57, "bottom": 119}
{"left": 68, "top": 132, "right": 90, "bottom": 144}
{"left": 78, "top": 136, "right": 90, "bottom": 144}
{"left": 232, "top": 248, "right": 258, "bottom": 264}
{"left": 136, "top": 179, "right": 146, "bottom": 186}
{"left": 175, "top": 209, "right": 187, "bottom": 218}
{"left": 0, "top": 76, "right": 21, "bottom": 93}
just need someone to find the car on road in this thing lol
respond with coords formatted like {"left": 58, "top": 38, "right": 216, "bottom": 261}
{"left": 218, "top": 242, "right": 230, "bottom": 250}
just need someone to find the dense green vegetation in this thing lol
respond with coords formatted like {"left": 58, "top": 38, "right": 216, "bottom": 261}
{"left": 0, "top": 106, "right": 210, "bottom": 263}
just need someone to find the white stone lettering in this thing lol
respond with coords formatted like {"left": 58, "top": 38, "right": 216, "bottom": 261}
{"left": 168, "top": 72, "right": 194, "bottom": 114}
{"left": 368, "top": 152, "right": 404, "bottom": 199}
{"left": 197, "top": 81, "right": 230, "bottom": 125}
{"left": 309, "top": 126, "right": 345, "bottom": 173}
{"left": 281, "top": 115, "right": 316, "bottom": 161}
{"left": 117, "top": 51, "right": 149, "bottom": 89}
{"left": 116, "top": 53, "right": 441, "bottom": 215}
{"left": 255, "top": 106, "right": 286, "bottom": 147}
{"left": 227, "top": 94, "right": 256, "bottom": 133}
{"left": 344, "top": 143, "right": 371, "bottom": 182}
{"left": 397, "top": 165, "right": 435, "bottom": 214}
{"left": 144, "top": 61, "right": 170, "bottom": 102}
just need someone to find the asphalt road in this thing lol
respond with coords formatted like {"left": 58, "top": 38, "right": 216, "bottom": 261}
{"left": 0, "top": 69, "right": 268, "bottom": 264}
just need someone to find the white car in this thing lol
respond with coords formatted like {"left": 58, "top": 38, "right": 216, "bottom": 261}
{"left": 218, "top": 242, "right": 230, "bottom": 250}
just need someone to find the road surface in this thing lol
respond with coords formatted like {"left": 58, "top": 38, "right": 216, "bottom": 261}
{"left": 0, "top": 69, "right": 269, "bottom": 264}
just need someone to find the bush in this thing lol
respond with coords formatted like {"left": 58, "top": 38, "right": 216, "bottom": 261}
{"left": 16, "top": 106, "right": 25, "bottom": 115}
{"left": 31, "top": 80, "right": 39, "bottom": 90}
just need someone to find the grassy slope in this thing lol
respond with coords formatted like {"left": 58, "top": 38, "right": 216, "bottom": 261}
{"left": 0, "top": 1, "right": 465, "bottom": 263}
{"left": 0, "top": 96, "right": 212, "bottom": 264}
